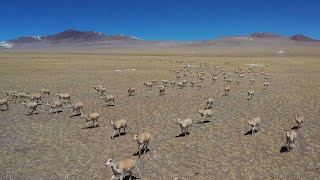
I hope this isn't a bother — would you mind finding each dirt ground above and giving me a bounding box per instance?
[0,52,319,179]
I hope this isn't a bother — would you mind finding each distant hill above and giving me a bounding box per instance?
[1,30,319,55]
[290,34,320,42]
[249,32,284,38]
[7,29,141,44]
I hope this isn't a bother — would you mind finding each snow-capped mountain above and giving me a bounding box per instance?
[1,30,319,51]
[2,29,143,48]
[118,34,142,40]
[0,41,14,48]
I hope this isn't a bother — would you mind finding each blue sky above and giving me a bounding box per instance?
[1,0,319,41]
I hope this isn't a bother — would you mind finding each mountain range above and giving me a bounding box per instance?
[1,30,320,55]
[0,29,143,49]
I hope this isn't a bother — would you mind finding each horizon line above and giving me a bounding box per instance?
[1,29,318,42]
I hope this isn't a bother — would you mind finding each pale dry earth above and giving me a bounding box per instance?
[0,53,319,179]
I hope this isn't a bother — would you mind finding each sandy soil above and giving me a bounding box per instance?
[0,53,319,179]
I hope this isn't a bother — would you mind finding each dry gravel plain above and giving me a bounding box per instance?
[0,52,320,179]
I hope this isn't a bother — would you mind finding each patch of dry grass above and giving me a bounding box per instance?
[0,53,320,179]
